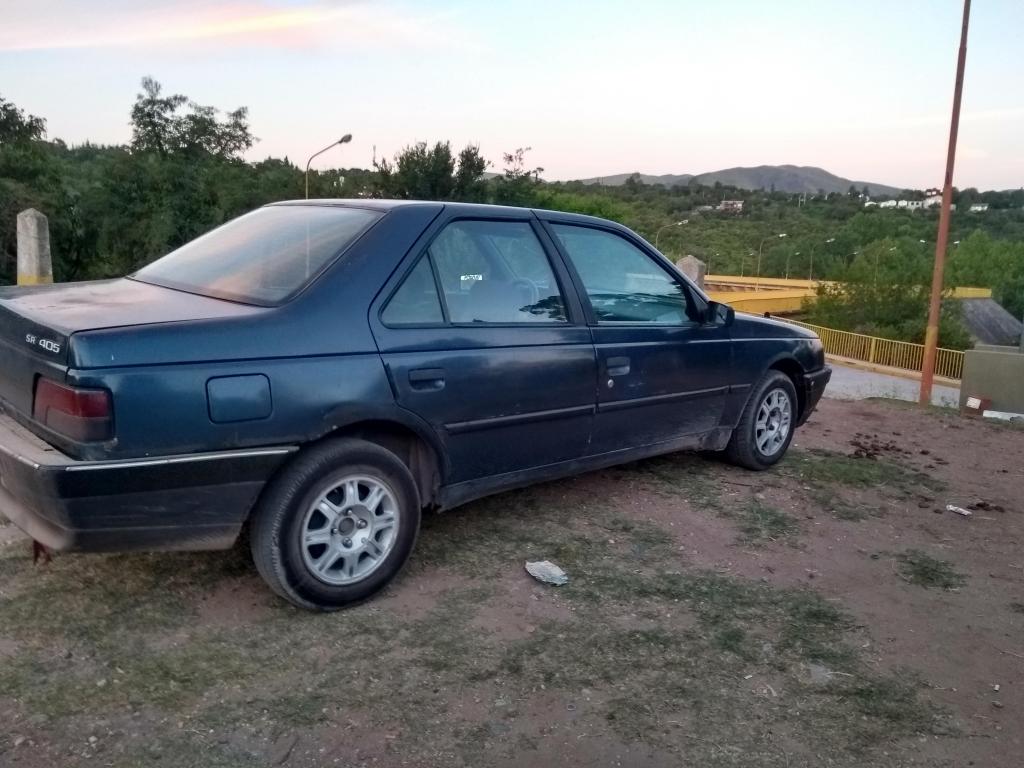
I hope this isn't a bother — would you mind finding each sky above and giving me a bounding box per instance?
[1,0,1022,190]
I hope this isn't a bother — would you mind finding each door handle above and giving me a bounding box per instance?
[408,367,445,390]
[606,356,631,376]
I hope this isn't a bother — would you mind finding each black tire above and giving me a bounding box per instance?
[724,370,799,471]
[250,438,421,610]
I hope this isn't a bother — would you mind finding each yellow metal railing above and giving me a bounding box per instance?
[706,288,810,315]
[780,319,965,380]
[706,275,991,300]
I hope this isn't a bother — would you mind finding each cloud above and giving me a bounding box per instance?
[0,1,464,52]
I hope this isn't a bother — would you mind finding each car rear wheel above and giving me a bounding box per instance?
[724,370,798,471]
[250,438,421,610]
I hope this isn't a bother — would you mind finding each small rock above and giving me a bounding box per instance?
[992,701,1004,709]
[14,736,26,747]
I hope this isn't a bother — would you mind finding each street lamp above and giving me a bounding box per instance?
[741,251,755,277]
[305,134,353,199]
[786,251,800,280]
[809,237,835,281]
[756,233,786,287]
[655,220,688,250]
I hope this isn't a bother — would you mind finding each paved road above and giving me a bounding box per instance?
[824,362,960,407]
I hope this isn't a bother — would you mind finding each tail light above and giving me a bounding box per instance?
[33,378,113,442]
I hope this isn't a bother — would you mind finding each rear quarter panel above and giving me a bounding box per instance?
[63,204,444,459]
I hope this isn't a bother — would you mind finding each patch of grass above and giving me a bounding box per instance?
[623,455,809,546]
[0,633,258,718]
[1010,602,1024,614]
[621,453,724,511]
[896,550,966,590]
[413,488,606,574]
[0,547,253,644]
[823,670,952,746]
[785,448,940,491]
[840,676,929,723]
[711,625,750,657]
[735,500,799,545]
[807,487,873,522]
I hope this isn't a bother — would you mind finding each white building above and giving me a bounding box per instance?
[717,200,744,213]
[878,200,898,208]
[924,194,943,208]
[969,203,989,212]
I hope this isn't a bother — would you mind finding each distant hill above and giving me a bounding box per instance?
[576,165,903,197]
[576,172,694,187]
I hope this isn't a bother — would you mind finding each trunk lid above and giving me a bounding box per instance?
[0,278,263,416]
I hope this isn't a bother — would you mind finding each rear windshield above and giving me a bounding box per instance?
[132,205,381,305]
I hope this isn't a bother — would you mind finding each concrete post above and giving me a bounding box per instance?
[676,255,706,290]
[17,208,53,285]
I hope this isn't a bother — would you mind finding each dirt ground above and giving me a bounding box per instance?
[1,397,1022,767]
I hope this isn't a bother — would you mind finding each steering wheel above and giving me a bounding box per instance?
[510,278,539,307]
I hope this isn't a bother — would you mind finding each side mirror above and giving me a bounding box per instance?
[705,300,735,327]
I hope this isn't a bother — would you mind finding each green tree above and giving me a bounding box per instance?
[491,147,543,207]
[373,141,487,201]
[130,76,253,159]
[0,96,46,145]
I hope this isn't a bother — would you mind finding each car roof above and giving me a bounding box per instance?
[266,199,625,228]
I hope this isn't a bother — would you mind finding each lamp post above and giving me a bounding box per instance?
[809,237,835,281]
[655,220,688,251]
[305,134,352,199]
[876,246,898,282]
[755,233,786,287]
[786,251,800,280]
[741,251,754,277]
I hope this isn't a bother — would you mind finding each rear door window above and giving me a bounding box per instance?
[428,220,568,324]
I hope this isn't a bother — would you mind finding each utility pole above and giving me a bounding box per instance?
[920,0,970,405]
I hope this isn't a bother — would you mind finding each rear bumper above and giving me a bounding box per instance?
[0,411,295,552]
[798,366,832,425]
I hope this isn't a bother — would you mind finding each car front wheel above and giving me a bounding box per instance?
[725,370,798,470]
[250,438,421,610]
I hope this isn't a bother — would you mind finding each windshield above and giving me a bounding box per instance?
[132,205,381,305]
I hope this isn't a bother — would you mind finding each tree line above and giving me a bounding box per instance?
[2,79,1022,350]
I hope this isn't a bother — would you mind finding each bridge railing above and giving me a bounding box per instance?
[779,318,965,380]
